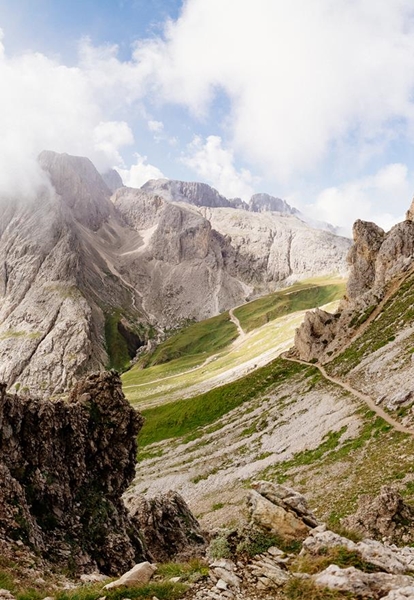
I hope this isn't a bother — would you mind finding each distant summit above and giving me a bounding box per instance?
[141,179,232,208]
[249,192,298,215]
[102,168,124,193]
[141,178,338,234]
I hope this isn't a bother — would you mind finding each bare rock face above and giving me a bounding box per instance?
[405,198,414,221]
[247,481,317,540]
[294,211,414,362]
[342,486,414,545]
[102,169,124,193]
[127,490,206,562]
[141,179,233,208]
[294,308,340,362]
[0,371,146,575]
[38,150,111,231]
[249,193,297,215]
[347,219,386,300]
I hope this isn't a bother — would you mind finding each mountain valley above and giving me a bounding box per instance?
[2,152,414,600]
[0,151,349,397]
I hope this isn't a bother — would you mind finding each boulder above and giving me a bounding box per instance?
[127,490,206,562]
[247,490,310,540]
[103,561,157,589]
[313,565,414,598]
[342,486,414,545]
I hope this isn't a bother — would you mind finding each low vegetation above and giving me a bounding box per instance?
[329,271,414,376]
[138,358,306,446]
[234,282,345,333]
[137,312,238,368]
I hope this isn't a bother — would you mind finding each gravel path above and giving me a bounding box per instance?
[283,355,414,435]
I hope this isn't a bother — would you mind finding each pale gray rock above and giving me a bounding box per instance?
[251,481,319,527]
[103,562,157,589]
[249,193,297,215]
[247,490,310,540]
[102,169,124,193]
[302,527,414,574]
[141,179,232,208]
[383,587,414,599]
[313,565,414,598]
[342,486,414,545]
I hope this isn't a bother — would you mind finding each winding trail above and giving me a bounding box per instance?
[282,355,414,435]
[229,307,245,337]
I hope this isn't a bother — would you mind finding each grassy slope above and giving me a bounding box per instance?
[234,282,345,333]
[122,279,345,400]
[104,310,131,371]
[141,312,238,367]
[138,358,306,446]
[328,270,414,376]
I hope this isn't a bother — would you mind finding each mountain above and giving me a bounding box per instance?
[142,178,339,233]
[294,208,414,426]
[249,192,298,214]
[141,178,233,208]
[102,168,124,193]
[0,151,350,396]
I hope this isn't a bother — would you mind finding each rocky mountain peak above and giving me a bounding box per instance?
[249,193,297,215]
[141,178,232,208]
[406,197,414,220]
[102,168,124,193]
[38,150,111,230]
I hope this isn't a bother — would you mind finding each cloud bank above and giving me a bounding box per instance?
[3,1,414,229]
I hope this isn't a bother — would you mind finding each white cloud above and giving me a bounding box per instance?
[116,153,165,188]
[93,121,134,164]
[182,135,258,200]
[148,120,164,134]
[130,0,414,182]
[310,163,410,234]
[0,31,135,199]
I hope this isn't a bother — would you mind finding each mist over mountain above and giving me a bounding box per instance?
[0,151,350,396]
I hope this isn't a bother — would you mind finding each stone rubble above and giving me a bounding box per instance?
[192,550,290,600]
[313,565,414,598]
[302,524,414,575]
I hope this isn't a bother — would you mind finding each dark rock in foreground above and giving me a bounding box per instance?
[127,490,207,562]
[0,371,146,575]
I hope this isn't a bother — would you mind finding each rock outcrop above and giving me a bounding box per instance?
[342,486,414,545]
[0,371,146,575]
[127,490,207,562]
[247,481,318,541]
[141,179,233,208]
[294,211,414,363]
[249,193,297,215]
[0,151,350,395]
[102,168,124,193]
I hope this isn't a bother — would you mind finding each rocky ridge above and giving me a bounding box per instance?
[0,150,350,396]
[294,210,414,368]
[0,371,145,575]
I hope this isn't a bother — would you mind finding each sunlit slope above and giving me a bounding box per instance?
[122,278,345,407]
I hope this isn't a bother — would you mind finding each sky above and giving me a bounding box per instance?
[2,1,414,234]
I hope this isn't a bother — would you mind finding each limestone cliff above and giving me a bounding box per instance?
[0,371,145,575]
[0,151,350,395]
[294,207,414,408]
